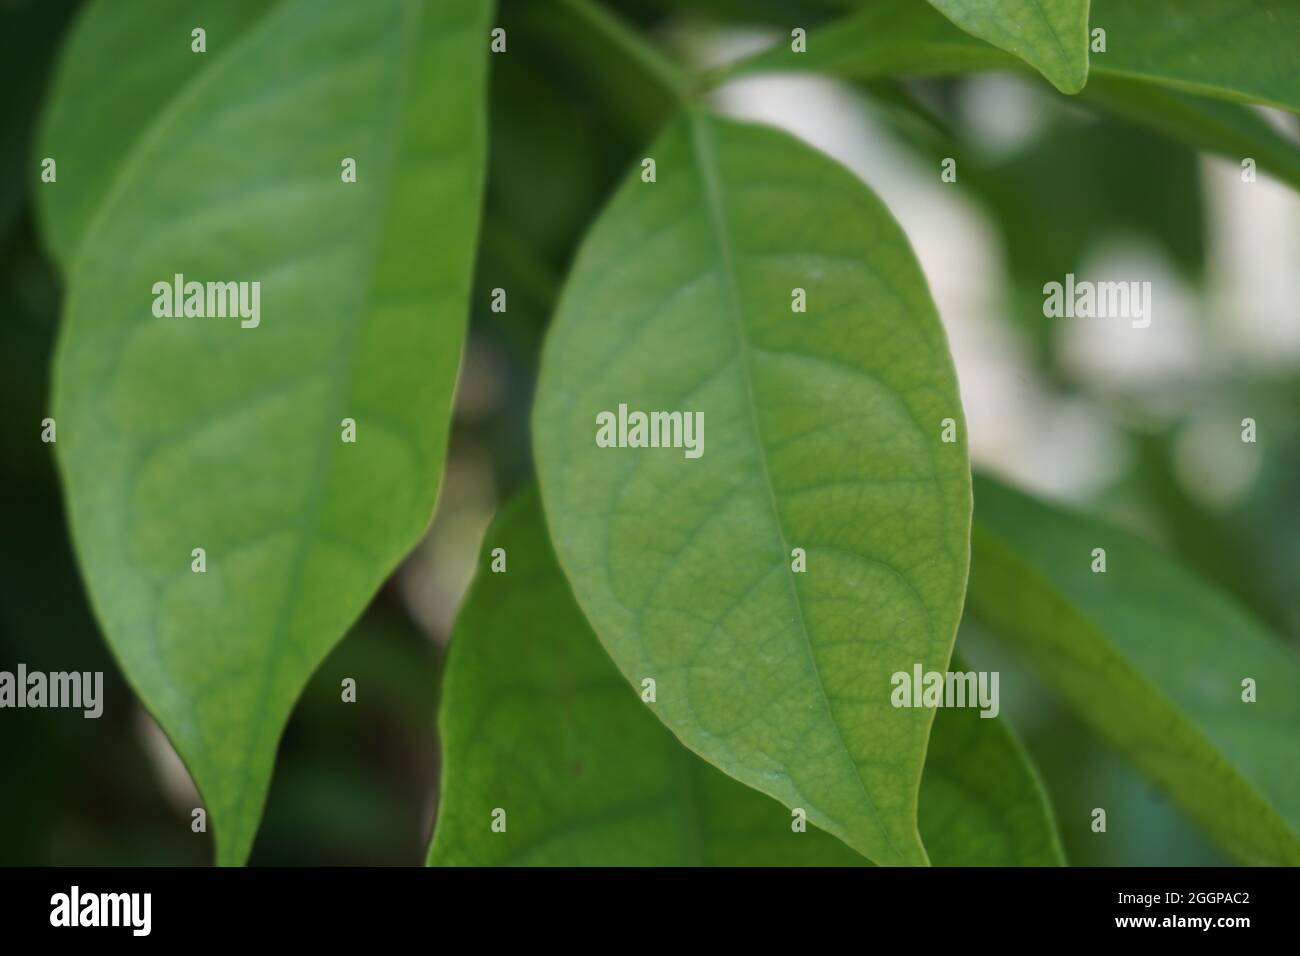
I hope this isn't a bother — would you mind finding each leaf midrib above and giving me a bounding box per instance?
[684,109,912,864]
[221,0,427,861]
[1024,0,1078,80]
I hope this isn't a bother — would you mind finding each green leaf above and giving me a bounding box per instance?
[956,618,1231,866]
[1077,77,1300,194]
[730,0,1018,81]
[969,475,1300,865]
[49,0,492,865]
[1128,428,1291,633]
[429,490,1062,866]
[36,0,270,268]
[532,109,971,866]
[729,0,1300,190]
[920,656,1067,866]
[1089,0,1300,113]
[924,0,1090,94]
[736,0,1300,114]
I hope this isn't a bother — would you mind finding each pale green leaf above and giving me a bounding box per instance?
[429,490,1062,866]
[925,0,1090,93]
[50,0,492,865]
[969,475,1300,865]
[532,110,971,866]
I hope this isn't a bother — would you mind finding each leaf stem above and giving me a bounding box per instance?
[556,0,694,104]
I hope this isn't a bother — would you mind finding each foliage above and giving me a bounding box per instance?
[2,0,1296,866]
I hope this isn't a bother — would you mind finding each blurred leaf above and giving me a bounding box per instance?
[738,0,1300,112]
[1233,384,1300,634]
[491,3,656,258]
[957,618,1230,866]
[472,0,695,366]
[921,654,1065,865]
[969,474,1300,864]
[925,0,1090,94]
[1089,0,1300,113]
[429,490,1062,865]
[472,9,626,360]
[49,0,492,865]
[856,79,960,149]
[1077,77,1300,193]
[548,0,686,137]
[732,0,1300,191]
[533,110,971,866]
[731,0,1016,80]
[1128,429,1290,633]
[36,0,270,268]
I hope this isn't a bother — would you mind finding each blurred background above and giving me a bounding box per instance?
[2,0,1296,865]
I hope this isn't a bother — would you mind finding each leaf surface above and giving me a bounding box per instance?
[924,0,1090,93]
[969,475,1300,865]
[37,0,270,268]
[429,490,1062,866]
[741,0,1300,113]
[50,0,492,864]
[1088,0,1300,113]
[533,110,971,866]
[1077,77,1300,193]
[731,0,1300,189]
